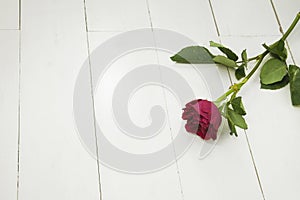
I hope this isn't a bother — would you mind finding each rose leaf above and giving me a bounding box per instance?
[227,109,248,129]
[289,65,300,106]
[263,40,288,61]
[213,55,239,69]
[241,49,248,67]
[228,119,238,137]
[210,41,238,61]
[260,58,288,85]
[170,46,214,64]
[231,96,246,115]
[260,74,289,90]
[235,64,246,80]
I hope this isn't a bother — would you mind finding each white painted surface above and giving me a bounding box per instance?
[148,0,218,43]
[0,0,19,29]
[148,0,263,198]
[219,2,300,200]
[0,30,19,200]
[272,0,300,64]
[0,0,299,199]
[86,0,150,31]
[88,31,183,200]
[18,0,100,200]
[210,0,279,36]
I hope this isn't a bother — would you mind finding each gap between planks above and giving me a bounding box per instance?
[83,0,103,199]
[207,1,266,199]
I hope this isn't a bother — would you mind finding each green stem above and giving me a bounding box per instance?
[215,88,235,103]
[215,12,300,105]
[281,12,300,41]
[236,55,259,64]
[240,51,268,85]
[215,52,267,105]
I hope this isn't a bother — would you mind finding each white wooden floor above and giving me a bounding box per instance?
[0,0,299,199]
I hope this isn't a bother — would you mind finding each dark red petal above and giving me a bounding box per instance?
[196,129,206,140]
[183,99,221,141]
[185,99,199,108]
[206,125,218,140]
[191,102,201,115]
[185,123,198,134]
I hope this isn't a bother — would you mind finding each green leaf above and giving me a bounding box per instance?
[210,41,238,61]
[170,46,214,64]
[242,49,248,67]
[235,65,246,80]
[227,109,248,129]
[289,65,300,105]
[227,119,238,137]
[213,55,239,68]
[263,40,288,61]
[231,96,246,115]
[209,41,224,48]
[218,103,225,112]
[261,74,289,90]
[260,58,288,85]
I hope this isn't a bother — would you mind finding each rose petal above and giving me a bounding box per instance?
[183,99,222,140]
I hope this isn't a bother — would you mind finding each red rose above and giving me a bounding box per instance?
[182,99,222,140]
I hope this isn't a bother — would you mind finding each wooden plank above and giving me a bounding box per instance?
[220,1,300,199]
[85,0,150,31]
[87,31,183,200]
[148,0,264,199]
[210,0,279,36]
[18,0,100,199]
[0,30,19,200]
[0,0,19,29]
[148,0,218,43]
[271,0,300,64]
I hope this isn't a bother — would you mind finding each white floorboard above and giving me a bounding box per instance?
[210,0,279,36]
[272,0,300,64]
[0,0,299,199]
[0,30,19,200]
[18,0,100,199]
[0,0,19,29]
[220,2,300,200]
[87,31,183,200]
[148,0,264,199]
[147,0,218,43]
[86,0,150,31]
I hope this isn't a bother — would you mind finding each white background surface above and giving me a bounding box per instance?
[0,0,299,199]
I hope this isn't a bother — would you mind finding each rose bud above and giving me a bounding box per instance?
[182,99,222,140]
